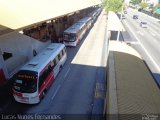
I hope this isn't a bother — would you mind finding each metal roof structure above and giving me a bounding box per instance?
[0,0,101,30]
[107,11,125,31]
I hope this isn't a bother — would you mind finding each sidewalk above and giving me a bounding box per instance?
[107,41,160,120]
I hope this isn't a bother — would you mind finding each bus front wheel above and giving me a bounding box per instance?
[42,89,47,99]
[59,65,62,72]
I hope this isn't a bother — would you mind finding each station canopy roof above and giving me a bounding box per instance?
[0,0,101,30]
[107,11,125,31]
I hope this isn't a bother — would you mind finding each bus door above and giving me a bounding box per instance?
[53,56,60,78]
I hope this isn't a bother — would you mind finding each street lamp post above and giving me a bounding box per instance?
[117,1,124,41]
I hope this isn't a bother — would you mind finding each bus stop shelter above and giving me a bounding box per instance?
[107,11,125,41]
[0,0,101,30]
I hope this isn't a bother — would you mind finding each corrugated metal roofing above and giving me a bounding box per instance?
[108,41,160,120]
[0,0,101,30]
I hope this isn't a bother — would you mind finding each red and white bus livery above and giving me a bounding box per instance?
[77,17,92,31]
[63,22,86,46]
[12,43,67,104]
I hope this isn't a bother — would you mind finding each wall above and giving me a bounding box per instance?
[0,31,50,60]
[0,31,50,80]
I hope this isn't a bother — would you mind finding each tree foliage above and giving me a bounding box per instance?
[153,3,160,14]
[139,2,148,9]
[104,0,123,12]
[130,0,142,5]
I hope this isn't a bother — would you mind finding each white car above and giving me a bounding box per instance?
[140,22,147,28]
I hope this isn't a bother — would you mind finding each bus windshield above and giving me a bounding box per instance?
[64,33,76,42]
[13,70,38,93]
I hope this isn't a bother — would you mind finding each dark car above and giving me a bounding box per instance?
[140,21,147,28]
[124,10,127,14]
[138,8,142,12]
[133,15,138,19]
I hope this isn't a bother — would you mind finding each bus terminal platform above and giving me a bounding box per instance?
[106,41,160,120]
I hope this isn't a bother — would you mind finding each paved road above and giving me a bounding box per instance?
[1,10,108,118]
[121,8,160,87]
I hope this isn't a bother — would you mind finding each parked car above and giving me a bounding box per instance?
[140,21,147,28]
[124,10,127,14]
[133,15,138,19]
[138,8,142,12]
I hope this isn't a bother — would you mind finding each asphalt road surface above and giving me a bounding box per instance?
[122,8,160,87]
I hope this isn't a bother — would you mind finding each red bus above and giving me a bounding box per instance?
[12,43,67,104]
[63,22,86,46]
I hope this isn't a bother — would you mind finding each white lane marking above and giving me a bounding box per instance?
[137,19,141,22]
[64,67,70,78]
[136,30,144,36]
[136,30,140,33]
[139,32,144,36]
[151,33,156,37]
[51,67,71,100]
[124,20,160,72]
[51,85,61,100]
[149,27,158,35]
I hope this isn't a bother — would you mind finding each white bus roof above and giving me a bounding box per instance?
[77,17,92,23]
[20,43,65,73]
[64,22,86,34]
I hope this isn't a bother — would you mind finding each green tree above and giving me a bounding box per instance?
[153,3,160,14]
[130,0,142,5]
[104,0,123,12]
[139,2,148,9]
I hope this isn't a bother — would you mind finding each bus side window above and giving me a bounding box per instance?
[61,50,64,56]
[56,56,59,63]
[63,47,66,53]
[39,66,52,88]
[51,61,54,68]
[39,70,47,88]
[53,59,56,68]
[48,65,53,72]
[58,54,61,60]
